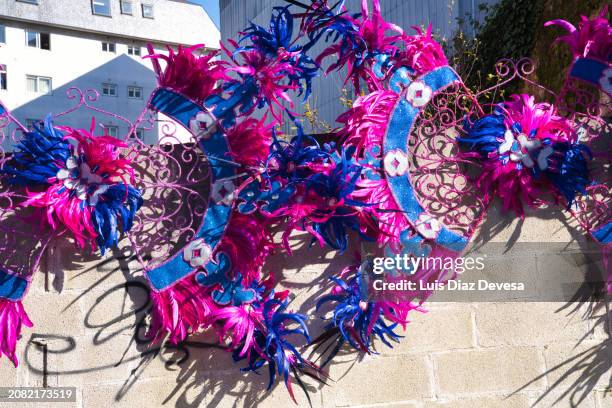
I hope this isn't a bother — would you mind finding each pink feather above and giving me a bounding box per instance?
[215,213,275,285]
[0,299,32,367]
[145,44,228,102]
[209,304,263,357]
[545,6,611,61]
[24,122,137,250]
[400,25,449,75]
[226,116,273,168]
[467,94,575,217]
[148,275,216,344]
[337,90,398,155]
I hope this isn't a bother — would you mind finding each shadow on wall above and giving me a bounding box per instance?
[20,219,611,407]
[21,231,345,407]
[6,54,158,147]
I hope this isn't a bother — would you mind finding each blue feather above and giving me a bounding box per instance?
[306,149,370,251]
[233,298,311,390]
[458,110,506,158]
[91,184,143,255]
[238,6,319,101]
[2,114,71,186]
[545,142,592,208]
[317,272,402,360]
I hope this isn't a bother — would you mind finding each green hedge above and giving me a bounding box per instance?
[451,0,608,98]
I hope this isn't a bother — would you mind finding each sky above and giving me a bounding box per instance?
[190,0,220,29]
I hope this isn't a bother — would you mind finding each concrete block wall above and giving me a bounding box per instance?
[0,205,610,408]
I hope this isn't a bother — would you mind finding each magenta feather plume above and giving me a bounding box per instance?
[145,44,228,102]
[223,40,301,123]
[316,0,404,91]
[148,275,216,344]
[24,184,98,248]
[24,120,137,250]
[545,6,611,61]
[337,90,397,155]
[210,304,263,357]
[501,94,575,144]
[351,178,410,252]
[399,25,449,76]
[226,116,273,168]
[0,300,32,367]
[216,213,275,285]
[461,94,577,217]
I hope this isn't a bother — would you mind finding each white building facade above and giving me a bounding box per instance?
[0,0,219,146]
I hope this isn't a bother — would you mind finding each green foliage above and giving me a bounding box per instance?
[447,0,608,98]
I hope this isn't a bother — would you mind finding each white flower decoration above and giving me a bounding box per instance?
[598,67,612,95]
[415,213,442,240]
[56,157,104,202]
[498,130,515,154]
[405,81,433,107]
[503,133,543,169]
[212,179,236,206]
[189,111,215,139]
[183,238,212,268]
[383,149,408,177]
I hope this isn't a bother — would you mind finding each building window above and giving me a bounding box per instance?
[141,4,154,19]
[120,0,133,15]
[26,31,51,50]
[26,75,52,94]
[0,25,5,44]
[102,42,116,52]
[105,125,118,137]
[0,65,7,90]
[92,0,111,16]
[127,86,142,99]
[127,45,140,56]
[102,83,117,97]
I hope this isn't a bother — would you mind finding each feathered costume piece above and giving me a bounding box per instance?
[217,6,319,124]
[546,6,611,61]
[2,115,143,253]
[458,94,592,216]
[300,0,447,92]
[145,44,229,103]
[0,296,32,367]
[256,131,368,252]
[1,0,610,399]
[314,260,421,366]
[546,7,612,95]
